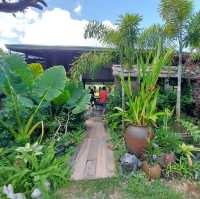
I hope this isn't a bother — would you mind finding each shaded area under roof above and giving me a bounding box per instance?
[6,44,114,82]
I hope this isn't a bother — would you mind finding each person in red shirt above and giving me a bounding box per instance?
[99,86,108,113]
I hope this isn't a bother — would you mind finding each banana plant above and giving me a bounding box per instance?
[0,55,66,144]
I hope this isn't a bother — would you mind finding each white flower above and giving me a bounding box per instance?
[3,184,26,199]
[31,188,42,199]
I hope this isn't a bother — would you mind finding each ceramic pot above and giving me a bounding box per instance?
[142,161,161,180]
[124,126,148,156]
[160,153,176,168]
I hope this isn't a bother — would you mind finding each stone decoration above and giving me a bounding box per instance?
[120,153,142,174]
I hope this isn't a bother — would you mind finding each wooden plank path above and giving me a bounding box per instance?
[71,117,116,180]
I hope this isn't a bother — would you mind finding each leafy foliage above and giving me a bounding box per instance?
[180,120,200,143]
[71,51,113,79]
[158,84,195,116]
[33,66,66,101]
[0,142,70,198]
[114,49,173,126]
[54,80,90,115]
[159,0,193,120]
[138,24,172,52]
[28,63,44,78]
[155,128,181,153]
[187,11,200,49]
[84,13,142,68]
[0,55,67,144]
[160,0,193,38]
[0,54,89,145]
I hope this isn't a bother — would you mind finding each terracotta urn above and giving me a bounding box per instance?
[124,126,148,157]
[160,153,176,168]
[142,161,161,180]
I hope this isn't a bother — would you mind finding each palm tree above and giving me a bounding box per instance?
[187,11,200,50]
[84,13,142,68]
[138,24,174,52]
[159,0,193,121]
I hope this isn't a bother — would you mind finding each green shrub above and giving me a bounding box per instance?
[180,119,200,144]
[0,142,71,198]
[158,84,195,116]
[155,128,181,153]
[165,156,200,180]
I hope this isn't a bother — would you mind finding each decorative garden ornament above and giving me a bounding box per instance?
[120,153,142,174]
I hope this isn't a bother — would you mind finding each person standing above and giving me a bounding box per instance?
[99,86,108,113]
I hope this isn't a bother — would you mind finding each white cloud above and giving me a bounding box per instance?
[74,4,82,15]
[0,8,114,50]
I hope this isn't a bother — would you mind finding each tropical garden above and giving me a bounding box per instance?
[0,0,200,199]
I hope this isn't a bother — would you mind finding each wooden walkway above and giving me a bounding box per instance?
[71,117,116,180]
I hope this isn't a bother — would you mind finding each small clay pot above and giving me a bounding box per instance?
[142,161,161,180]
[162,153,176,167]
[124,126,148,157]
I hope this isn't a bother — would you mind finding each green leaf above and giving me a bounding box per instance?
[3,54,34,87]
[18,96,34,108]
[53,84,71,105]
[33,66,66,102]
[72,92,90,114]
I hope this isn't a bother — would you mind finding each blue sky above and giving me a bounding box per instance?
[46,0,200,27]
[1,0,200,49]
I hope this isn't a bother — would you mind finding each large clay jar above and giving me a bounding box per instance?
[142,161,161,180]
[124,126,148,157]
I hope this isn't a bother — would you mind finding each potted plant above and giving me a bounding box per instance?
[114,49,173,156]
[142,140,161,180]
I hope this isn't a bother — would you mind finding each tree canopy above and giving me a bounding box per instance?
[187,11,200,49]
[0,0,47,13]
[84,13,142,68]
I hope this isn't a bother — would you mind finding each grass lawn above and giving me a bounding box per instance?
[53,173,199,199]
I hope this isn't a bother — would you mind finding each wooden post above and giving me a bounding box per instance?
[121,66,125,131]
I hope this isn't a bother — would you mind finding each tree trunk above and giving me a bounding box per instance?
[176,38,183,121]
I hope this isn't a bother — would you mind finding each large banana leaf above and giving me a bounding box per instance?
[33,66,66,102]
